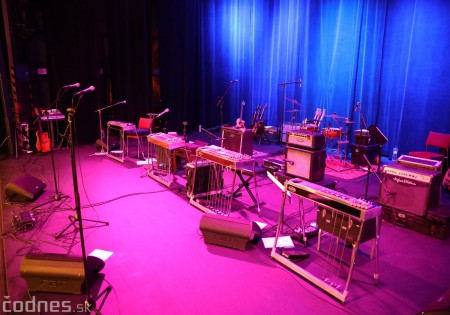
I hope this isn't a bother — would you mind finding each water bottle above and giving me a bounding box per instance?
[392,146,398,161]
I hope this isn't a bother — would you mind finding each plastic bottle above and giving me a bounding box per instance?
[392,146,398,161]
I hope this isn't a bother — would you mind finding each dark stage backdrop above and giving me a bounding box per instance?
[158,0,450,156]
[1,0,450,154]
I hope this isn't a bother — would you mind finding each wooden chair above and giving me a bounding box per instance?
[126,117,152,158]
[409,131,450,172]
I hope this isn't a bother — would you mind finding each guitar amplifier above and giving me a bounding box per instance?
[186,161,222,198]
[378,163,442,216]
[285,146,326,181]
[286,131,325,150]
[221,127,253,156]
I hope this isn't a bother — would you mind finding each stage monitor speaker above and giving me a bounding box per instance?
[378,164,442,216]
[199,213,261,251]
[368,125,388,145]
[221,127,254,156]
[5,173,46,202]
[20,254,85,294]
[285,146,326,181]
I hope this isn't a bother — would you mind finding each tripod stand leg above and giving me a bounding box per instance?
[85,285,112,314]
[54,215,77,239]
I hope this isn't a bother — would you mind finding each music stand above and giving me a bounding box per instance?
[94,100,127,155]
[278,80,302,152]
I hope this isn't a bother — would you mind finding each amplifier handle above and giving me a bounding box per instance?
[284,159,295,165]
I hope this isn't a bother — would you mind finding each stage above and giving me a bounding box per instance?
[1,133,450,314]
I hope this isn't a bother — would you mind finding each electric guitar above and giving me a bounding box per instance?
[252,103,268,134]
[316,108,325,127]
[250,105,262,128]
[34,107,51,153]
[235,101,246,128]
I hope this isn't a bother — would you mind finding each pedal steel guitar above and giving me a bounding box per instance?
[271,178,381,303]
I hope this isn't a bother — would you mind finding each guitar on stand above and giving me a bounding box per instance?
[252,103,268,134]
[250,105,262,130]
[33,107,51,153]
[235,101,246,128]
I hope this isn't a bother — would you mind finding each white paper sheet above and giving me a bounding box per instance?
[261,236,294,249]
[89,249,114,261]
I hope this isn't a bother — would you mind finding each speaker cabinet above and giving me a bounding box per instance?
[199,213,261,251]
[285,146,326,181]
[221,127,254,156]
[5,174,46,202]
[443,167,450,192]
[378,164,442,216]
[20,254,85,294]
[186,161,222,198]
[351,144,381,167]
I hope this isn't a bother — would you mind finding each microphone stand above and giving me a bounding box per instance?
[182,121,188,143]
[94,101,127,155]
[67,96,92,310]
[147,109,169,133]
[361,152,386,201]
[215,81,238,130]
[40,86,71,201]
[200,127,223,145]
[65,95,108,313]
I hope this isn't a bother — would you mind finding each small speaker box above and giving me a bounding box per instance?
[20,254,85,294]
[199,213,261,251]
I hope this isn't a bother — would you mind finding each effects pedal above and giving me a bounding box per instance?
[13,211,36,231]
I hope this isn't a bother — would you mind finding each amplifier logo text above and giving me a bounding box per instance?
[393,176,416,186]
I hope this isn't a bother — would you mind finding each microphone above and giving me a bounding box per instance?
[230,80,238,83]
[63,83,80,89]
[354,102,360,112]
[74,85,95,96]
[114,100,127,105]
[299,79,302,87]
[154,108,169,119]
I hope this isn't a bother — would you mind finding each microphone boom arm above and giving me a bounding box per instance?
[94,100,126,113]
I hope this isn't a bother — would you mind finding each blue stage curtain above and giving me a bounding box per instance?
[159,0,450,155]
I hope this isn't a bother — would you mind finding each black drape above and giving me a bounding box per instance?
[2,0,450,154]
